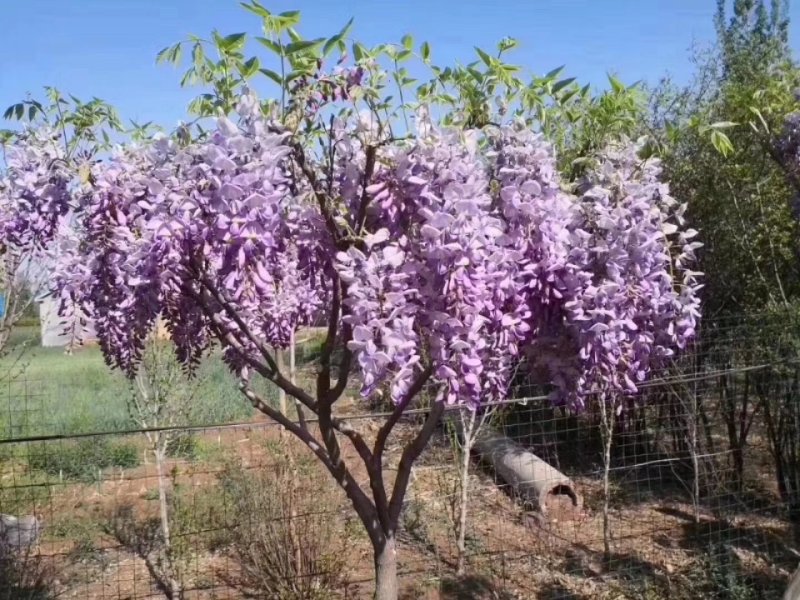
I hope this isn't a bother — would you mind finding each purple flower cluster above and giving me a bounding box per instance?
[556,142,702,408]
[0,128,71,252]
[55,95,324,374]
[4,91,701,410]
[329,117,701,408]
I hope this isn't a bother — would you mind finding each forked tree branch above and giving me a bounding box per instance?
[388,399,445,526]
[317,275,341,399]
[355,144,377,232]
[239,384,381,540]
[194,274,317,406]
[195,275,376,464]
[373,366,434,461]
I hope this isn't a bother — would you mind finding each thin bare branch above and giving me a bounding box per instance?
[355,144,377,233]
[194,274,317,408]
[317,275,340,400]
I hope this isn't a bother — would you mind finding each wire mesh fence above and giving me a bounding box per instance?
[0,313,799,598]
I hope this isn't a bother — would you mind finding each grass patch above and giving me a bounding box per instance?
[0,472,52,515]
[0,335,263,438]
[28,438,140,482]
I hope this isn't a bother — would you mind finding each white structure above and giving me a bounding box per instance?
[38,297,96,348]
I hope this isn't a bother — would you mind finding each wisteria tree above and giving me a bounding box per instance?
[1,9,701,599]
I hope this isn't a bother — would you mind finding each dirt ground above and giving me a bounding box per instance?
[0,406,794,600]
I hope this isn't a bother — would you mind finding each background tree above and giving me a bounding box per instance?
[117,332,201,599]
[645,0,800,505]
[653,0,799,317]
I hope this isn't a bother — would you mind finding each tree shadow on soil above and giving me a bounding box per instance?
[399,574,517,600]
[656,505,797,564]
[535,582,582,600]
[437,574,516,600]
[652,506,793,597]
[561,543,660,579]
[0,554,56,600]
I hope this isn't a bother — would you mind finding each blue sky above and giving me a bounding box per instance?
[2,0,799,128]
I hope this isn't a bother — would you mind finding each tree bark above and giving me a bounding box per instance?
[154,444,182,600]
[783,562,800,600]
[155,446,171,551]
[598,397,615,564]
[373,535,398,600]
[456,409,476,575]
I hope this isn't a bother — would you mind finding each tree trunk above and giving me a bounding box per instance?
[783,562,800,600]
[155,446,171,550]
[456,409,476,575]
[598,397,615,564]
[373,535,398,600]
[721,371,748,491]
[154,444,182,600]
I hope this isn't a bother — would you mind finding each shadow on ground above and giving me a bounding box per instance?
[400,573,517,600]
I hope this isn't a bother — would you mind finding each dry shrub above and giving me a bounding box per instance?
[219,447,353,599]
[105,504,184,600]
[0,549,57,600]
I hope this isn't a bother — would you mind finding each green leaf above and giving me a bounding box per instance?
[241,56,260,78]
[608,73,624,93]
[552,77,576,94]
[749,106,770,134]
[467,67,483,83]
[0,129,16,144]
[156,43,182,65]
[285,71,305,84]
[421,41,431,62]
[285,38,324,55]
[180,66,197,87]
[544,65,565,80]
[259,68,283,85]
[323,35,341,56]
[709,121,737,130]
[240,1,270,18]
[353,42,368,62]
[192,43,204,67]
[156,45,170,64]
[559,88,579,104]
[323,17,353,57]
[278,10,301,26]
[475,47,493,68]
[498,37,518,53]
[220,32,247,53]
[282,28,299,43]
[255,36,281,54]
[710,129,734,157]
[401,34,413,51]
[339,17,355,39]
[3,103,20,120]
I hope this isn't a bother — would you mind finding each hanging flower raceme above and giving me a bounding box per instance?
[54,95,326,375]
[551,141,703,408]
[0,128,72,252]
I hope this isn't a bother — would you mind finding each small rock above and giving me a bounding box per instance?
[0,514,42,555]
